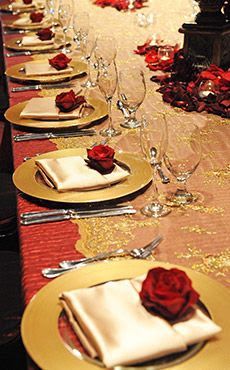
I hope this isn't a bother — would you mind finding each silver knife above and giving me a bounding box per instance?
[21,208,137,225]
[6,50,58,57]
[11,83,78,92]
[14,129,96,142]
[21,205,134,220]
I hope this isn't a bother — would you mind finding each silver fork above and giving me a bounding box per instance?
[41,236,163,278]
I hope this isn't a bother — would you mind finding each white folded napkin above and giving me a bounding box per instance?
[60,276,221,367]
[11,1,35,9]
[13,15,47,27]
[35,156,130,191]
[21,35,54,46]
[24,61,73,76]
[20,97,91,120]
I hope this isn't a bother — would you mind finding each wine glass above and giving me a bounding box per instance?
[80,29,96,89]
[98,62,121,137]
[94,35,117,69]
[58,0,73,54]
[45,0,57,30]
[73,12,89,50]
[164,118,201,206]
[140,113,171,218]
[118,66,146,129]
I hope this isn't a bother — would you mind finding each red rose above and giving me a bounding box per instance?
[30,12,44,23]
[55,90,86,112]
[23,0,33,4]
[36,28,54,41]
[86,144,115,174]
[140,267,199,321]
[49,53,72,70]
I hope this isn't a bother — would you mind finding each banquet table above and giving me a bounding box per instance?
[0,0,229,368]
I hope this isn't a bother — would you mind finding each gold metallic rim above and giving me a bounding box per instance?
[5,60,87,84]
[13,149,152,203]
[5,35,71,52]
[3,19,51,30]
[21,260,229,370]
[5,96,107,129]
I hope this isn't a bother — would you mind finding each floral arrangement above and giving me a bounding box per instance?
[86,144,115,174]
[30,12,44,23]
[135,40,230,118]
[36,27,54,41]
[55,90,86,112]
[94,0,146,11]
[140,267,199,320]
[49,53,71,70]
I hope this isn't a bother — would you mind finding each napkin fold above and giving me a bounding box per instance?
[11,1,35,9]
[24,61,73,76]
[21,35,54,46]
[35,156,129,191]
[60,277,221,367]
[20,97,89,120]
[13,15,47,27]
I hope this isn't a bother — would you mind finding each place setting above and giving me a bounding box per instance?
[0,0,45,13]
[20,258,229,370]
[12,144,153,205]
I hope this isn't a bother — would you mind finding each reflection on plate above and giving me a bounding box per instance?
[13,149,152,203]
[5,96,107,129]
[21,260,229,370]
[5,60,87,84]
[5,35,71,52]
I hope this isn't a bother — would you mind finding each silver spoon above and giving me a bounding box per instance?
[150,147,170,184]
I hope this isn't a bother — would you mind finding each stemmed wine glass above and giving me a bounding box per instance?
[80,28,96,89]
[94,35,117,70]
[58,0,73,54]
[98,62,121,137]
[140,113,171,217]
[45,0,57,30]
[73,12,89,50]
[164,118,202,205]
[118,66,146,128]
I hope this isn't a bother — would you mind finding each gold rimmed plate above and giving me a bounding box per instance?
[13,148,152,203]
[21,260,229,370]
[5,60,87,84]
[4,35,71,52]
[3,18,51,30]
[0,3,36,13]
[5,96,107,129]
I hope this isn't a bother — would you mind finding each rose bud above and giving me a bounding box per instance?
[140,267,199,321]
[55,90,86,113]
[86,144,115,174]
[49,53,72,70]
[30,12,44,23]
[36,28,54,41]
[23,0,33,4]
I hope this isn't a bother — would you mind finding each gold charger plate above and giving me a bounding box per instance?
[5,35,71,52]
[0,4,36,12]
[3,18,51,30]
[13,148,152,203]
[5,60,87,84]
[5,96,107,129]
[21,260,229,370]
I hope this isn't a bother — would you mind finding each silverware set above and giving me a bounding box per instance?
[20,205,136,225]
[14,129,96,142]
[41,235,163,278]
[11,82,77,92]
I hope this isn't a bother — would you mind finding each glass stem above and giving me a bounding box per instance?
[128,108,136,122]
[87,57,92,83]
[63,28,67,52]
[107,97,113,131]
[176,180,188,194]
[151,166,160,203]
